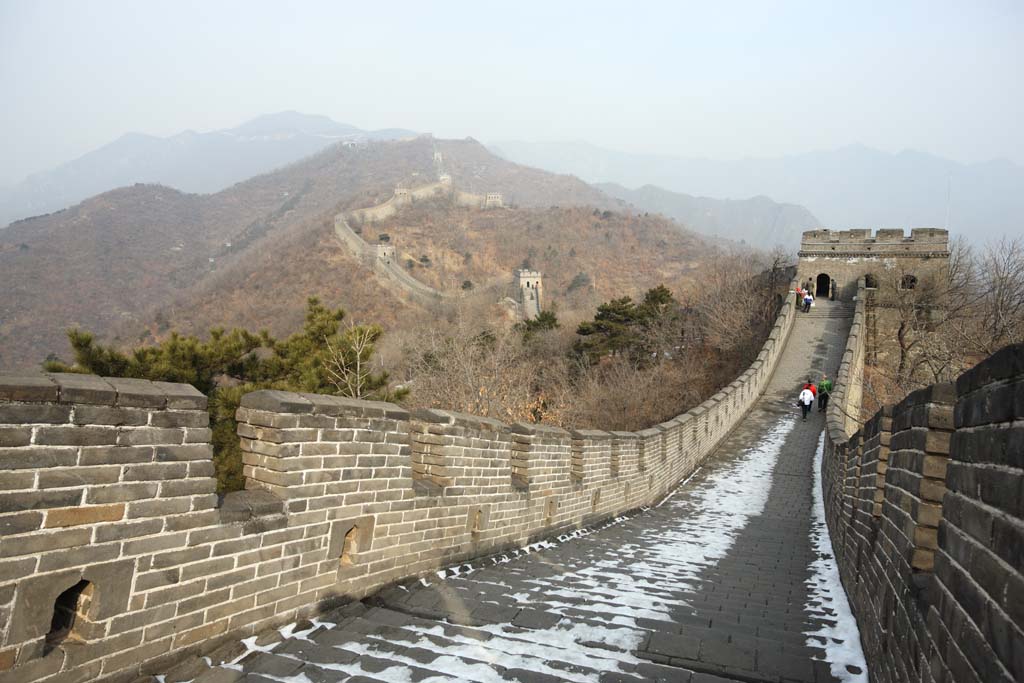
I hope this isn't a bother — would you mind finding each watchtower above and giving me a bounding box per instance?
[376,243,397,264]
[797,228,949,301]
[484,192,504,209]
[515,269,543,319]
[393,186,412,205]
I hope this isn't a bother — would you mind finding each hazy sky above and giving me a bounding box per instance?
[1,0,1021,185]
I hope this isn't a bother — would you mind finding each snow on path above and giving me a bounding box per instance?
[216,417,800,683]
[805,432,870,682]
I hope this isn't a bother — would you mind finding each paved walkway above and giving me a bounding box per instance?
[193,301,857,683]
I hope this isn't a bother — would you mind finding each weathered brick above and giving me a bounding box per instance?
[184,427,213,443]
[118,427,185,446]
[0,446,77,470]
[151,545,211,570]
[0,488,82,512]
[0,375,58,402]
[37,542,119,571]
[95,517,163,542]
[0,472,34,491]
[34,425,117,446]
[154,444,212,461]
[86,482,159,504]
[128,497,191,519]
[49,372,116,404]
[0,511,43,535]
[160,478,217,497]
[123,531,187,556]
[123,462,189,481]
[38,465,120,488]
[0,428,31,447]
[173,618,228,648]
[0,526,91,558]
[72,405,150,426]
[0,557,35,582]
[0,404,70,424]
[45,503,125,528]
[150,381,207,410]
[79,445,153,465]
[150,410,209,428]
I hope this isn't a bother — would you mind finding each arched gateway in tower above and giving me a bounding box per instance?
[797,228,950,301]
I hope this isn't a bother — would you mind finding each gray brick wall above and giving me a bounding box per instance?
[0,283,800,682]
[823,343,1024,683]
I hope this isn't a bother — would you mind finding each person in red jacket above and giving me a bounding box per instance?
[802,378,817,398]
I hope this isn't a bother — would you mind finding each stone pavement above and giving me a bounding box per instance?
[189,301,857,683]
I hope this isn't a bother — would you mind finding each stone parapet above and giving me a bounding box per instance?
[822,344,1024,683]
[0,282,801,682]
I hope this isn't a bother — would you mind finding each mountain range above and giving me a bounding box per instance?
[0,111,415,227]
[491,141,1024,243]
[0,135,712,371]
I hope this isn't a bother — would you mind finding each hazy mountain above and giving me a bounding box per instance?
[0,112,416,227]
[597,182,819,249]
[0,136,674,370]
[491,141,1024,242]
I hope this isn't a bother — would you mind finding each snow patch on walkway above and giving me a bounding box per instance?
[805,432,870,682]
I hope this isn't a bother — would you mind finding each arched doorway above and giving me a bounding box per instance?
[816,273,831,298]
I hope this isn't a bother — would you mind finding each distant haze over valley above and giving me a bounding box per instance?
[492,141,1024,244]
[0,112,415,227]
[596,183,820,250]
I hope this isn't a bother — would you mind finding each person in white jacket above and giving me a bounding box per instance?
[798,387,815,421]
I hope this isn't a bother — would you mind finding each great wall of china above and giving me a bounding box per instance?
[331,155,527,312]
[0,228,1020,682]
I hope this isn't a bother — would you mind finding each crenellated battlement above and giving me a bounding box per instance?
[800,227,949,253]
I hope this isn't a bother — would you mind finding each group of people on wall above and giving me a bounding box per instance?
[797,375,832,421]
[795,276,836,312]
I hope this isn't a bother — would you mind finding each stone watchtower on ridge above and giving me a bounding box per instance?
[515,269,543,319]
[797,228,950,301]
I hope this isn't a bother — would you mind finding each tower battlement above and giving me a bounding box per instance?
[800,228,949,255]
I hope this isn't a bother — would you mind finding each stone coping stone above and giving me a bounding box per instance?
[570,428,611,440]
[413,408,509,433]
[240,390,406,420]
[635,427,663,439]
[0,375,58,402]
[956,342,1024,395]
[509,422,571,437]
[0,373,206,409]
[608,430,639,440]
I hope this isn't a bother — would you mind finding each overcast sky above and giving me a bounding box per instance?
[1,0,1021,186]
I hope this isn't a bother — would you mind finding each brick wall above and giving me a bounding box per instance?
[0,284,798,682]
[823,343,1024,683]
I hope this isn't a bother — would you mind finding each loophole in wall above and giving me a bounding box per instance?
[340,526,360,567]
[45,580,93,654]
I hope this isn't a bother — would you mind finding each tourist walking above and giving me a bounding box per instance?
[817,374,833,412]
[798,386,815,421]
[802,291,814,312]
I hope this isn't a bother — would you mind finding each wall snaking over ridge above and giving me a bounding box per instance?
[0,294,799,682]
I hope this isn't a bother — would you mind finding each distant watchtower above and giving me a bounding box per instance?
[797,228,949,301]
[376,244,397,264]
[484,192,504,209]
[393,186,412,205]
[515,269,543,319]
